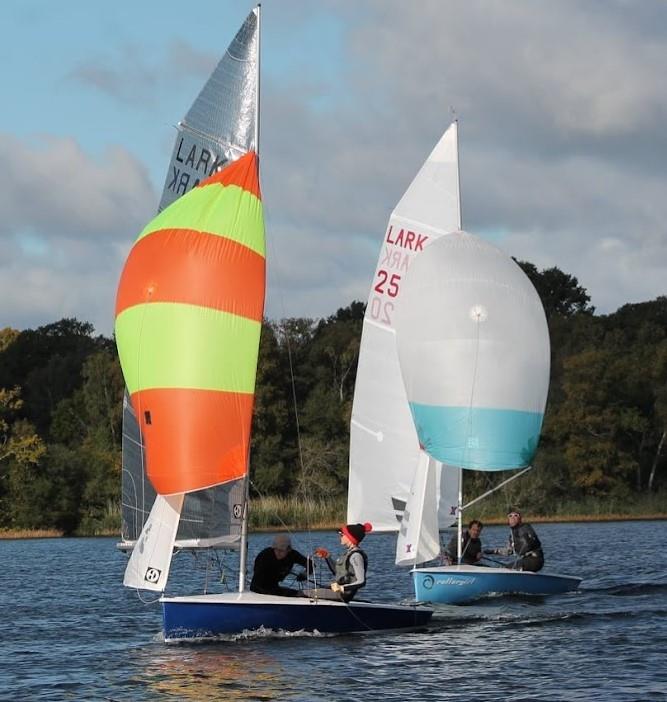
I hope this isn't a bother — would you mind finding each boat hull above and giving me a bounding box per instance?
[412,565,581,604]
[161,591,433,641]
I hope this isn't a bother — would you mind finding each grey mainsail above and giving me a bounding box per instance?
[119,9,259,551]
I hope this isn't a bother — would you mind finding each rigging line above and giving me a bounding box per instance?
[261,200,315,555]
[248,477,298,538]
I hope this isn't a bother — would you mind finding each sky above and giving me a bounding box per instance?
[1,0,666,336]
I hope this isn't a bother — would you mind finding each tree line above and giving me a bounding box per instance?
[0,263,665,534]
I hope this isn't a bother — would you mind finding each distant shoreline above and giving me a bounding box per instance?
[1,512,666,539]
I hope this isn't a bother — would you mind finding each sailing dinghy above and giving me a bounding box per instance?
[115,6,432,641]
[349,122,581,605]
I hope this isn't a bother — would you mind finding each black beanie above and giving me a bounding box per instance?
[340,522,373,545]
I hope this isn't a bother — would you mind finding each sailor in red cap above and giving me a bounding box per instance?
[313,522,372,601]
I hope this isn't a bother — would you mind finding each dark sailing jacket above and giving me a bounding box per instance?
[509,523,543,558]
[250,547,311,595]
[445,530,482,565]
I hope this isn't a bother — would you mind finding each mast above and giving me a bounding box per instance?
[255,4,261,153]
[452,118,464,565]
[238,3,261,594]
[456,468,463,564]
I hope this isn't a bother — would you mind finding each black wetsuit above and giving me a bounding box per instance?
[445,530,483,565]
[509,523,544,572]
[249,547,312,596]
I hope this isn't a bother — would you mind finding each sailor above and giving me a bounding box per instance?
[250,533,313,596]
[312,522,373,602]
[487,508,544,572]
[443,519,484,565]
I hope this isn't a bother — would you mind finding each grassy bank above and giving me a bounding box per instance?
[1,492,665,538]
[249,495,347,531]
[249,493,667,529]
[466,492,667,526]
[0,529,63,539]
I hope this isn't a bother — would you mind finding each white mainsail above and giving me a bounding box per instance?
[120,8,259,557]
[348,122,461,533]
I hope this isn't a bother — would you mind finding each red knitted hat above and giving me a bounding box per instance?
[340,522,373,546]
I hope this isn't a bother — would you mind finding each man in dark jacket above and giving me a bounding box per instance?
[443,519,484,565]
[250,534,313,596]
[488,508,544,572]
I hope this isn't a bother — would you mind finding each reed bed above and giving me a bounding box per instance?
[463,491,667,525]
[249,495,346,531]
[0,529,63,539]
[2,492,664,538]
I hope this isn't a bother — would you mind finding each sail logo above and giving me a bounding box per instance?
[437,576,476,586]
[233,504,243,520]
[165,135,230,200]
[385,226,428,251]
[367,226,430,327]
[144,567,162,584]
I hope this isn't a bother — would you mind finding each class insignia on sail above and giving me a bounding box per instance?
[115,152,266,495]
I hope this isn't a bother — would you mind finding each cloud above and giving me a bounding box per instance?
[4,1,666,338]
[0,134,155,334]
[260,0,667,315]
[67,40,218,109]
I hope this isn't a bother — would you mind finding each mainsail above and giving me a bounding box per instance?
[116,152,266,590]
[119,8,259,550]
[348,123,461,533]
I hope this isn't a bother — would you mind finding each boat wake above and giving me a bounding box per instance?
[159,625,334,645]
[427,603,667,631]
[582,582,667,596]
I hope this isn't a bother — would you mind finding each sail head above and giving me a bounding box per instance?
[159,8,259,212]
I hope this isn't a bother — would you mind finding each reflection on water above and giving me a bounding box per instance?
[137,646,289,701]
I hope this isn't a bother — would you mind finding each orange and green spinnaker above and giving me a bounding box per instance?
[114,151,265,495]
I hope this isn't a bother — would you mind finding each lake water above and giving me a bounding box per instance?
[2,520,666,701]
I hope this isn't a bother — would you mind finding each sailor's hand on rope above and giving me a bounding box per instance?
[331,582,343,593]
[314,547,329,559]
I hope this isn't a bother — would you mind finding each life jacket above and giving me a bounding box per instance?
[334,546,368,592]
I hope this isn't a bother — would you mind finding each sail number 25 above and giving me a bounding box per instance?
[369,269,401,325]
[374,270,401,298]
